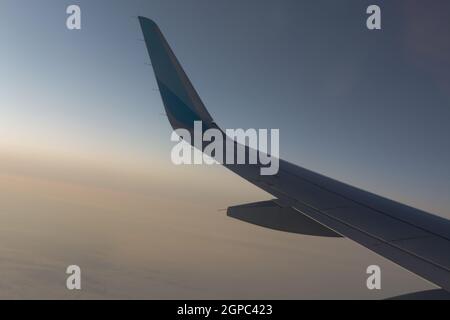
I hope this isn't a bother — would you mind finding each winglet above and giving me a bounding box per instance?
[138,17,215,131]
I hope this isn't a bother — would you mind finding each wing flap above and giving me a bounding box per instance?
[227,200,341,237]
[323,206,429,242]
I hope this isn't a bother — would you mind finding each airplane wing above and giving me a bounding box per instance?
[138,17,450,293]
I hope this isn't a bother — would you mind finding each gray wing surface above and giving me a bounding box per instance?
[257,160,450,292]
[138,17,450,292]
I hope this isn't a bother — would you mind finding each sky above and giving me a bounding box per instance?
[0,0,449,299]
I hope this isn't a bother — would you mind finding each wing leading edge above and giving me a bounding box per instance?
[138,17,450,293]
